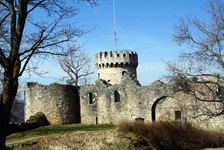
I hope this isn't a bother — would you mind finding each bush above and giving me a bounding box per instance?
[118,121,224,150]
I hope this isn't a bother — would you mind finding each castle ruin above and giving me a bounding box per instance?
[24,50,224,130]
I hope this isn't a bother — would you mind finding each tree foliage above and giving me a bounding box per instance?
[166,0,224,118]
[0,0,98,148]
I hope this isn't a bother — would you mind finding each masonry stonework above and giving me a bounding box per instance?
[95,50,138,84]
[24,50,224,131]
[25,83,80,124]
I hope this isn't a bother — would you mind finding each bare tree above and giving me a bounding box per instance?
[166,0,224,118]
[0,0,98,148]
[59,47,94,86]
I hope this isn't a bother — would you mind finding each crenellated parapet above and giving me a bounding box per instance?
[95,50,138,69]
[95,50,138,85]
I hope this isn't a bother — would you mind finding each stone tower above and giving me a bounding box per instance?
[95,50,138,84]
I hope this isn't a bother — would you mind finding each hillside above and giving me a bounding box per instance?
[7,129,149,150]
[6,123,224,150]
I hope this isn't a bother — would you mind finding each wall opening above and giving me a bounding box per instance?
[122,71,126,76]
[89,92,93,104]
[114,91,120,102]
[135,118,144,122]
[151,96,168,122]
[175,111,181,120]
[96,117,98,124]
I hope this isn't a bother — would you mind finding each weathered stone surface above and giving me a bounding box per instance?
[95,50,138,84]
[24,82,80,124]
[24,50,223,131]
[24,74,223,131]
[26,112,50,126]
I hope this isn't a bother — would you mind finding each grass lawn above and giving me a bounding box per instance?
[7,124,116,141]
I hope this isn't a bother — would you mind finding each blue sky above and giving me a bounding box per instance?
[21,0,209,85]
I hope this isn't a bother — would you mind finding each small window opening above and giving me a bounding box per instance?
[89,92,93,104]
[114,91,120,102]
[110,51,113,57]
[96,117,98,124]
[135,118,144,122]
[175,111,181,120]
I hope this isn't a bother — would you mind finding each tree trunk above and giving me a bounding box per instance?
[0,69,18,149]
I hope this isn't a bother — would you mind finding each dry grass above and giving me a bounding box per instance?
[8,130,151,150]
[118,121,224,150]
[6,122,224,150]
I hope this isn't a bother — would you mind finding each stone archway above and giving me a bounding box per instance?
[151,96,169,122]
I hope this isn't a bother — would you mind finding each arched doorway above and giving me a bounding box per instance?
[151,96,169,122]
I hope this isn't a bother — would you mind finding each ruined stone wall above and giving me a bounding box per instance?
[24,82,80,124]
[79,76,174,125]
[79,77,223,130]
[80,80,152,124]
[24,76,223,131]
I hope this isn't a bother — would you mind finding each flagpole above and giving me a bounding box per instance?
[113,0,117,51]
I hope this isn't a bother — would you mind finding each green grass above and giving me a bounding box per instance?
[7,124,116,141]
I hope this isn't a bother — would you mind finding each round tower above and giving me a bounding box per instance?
[95,50,138,84]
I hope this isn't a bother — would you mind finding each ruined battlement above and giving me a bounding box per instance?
[95,50,138,84]
[95,50,138,69]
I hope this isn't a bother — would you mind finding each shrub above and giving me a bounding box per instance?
[118,121,224,150]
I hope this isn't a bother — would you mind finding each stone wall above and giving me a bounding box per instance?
[24,82,80,124]
[79,77,182,124]
[24,75,224,131]
[79,75,223,130]
[95,50,138,84]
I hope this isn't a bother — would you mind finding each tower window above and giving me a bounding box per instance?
[114,91,120,102]
[89,92,93,104]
